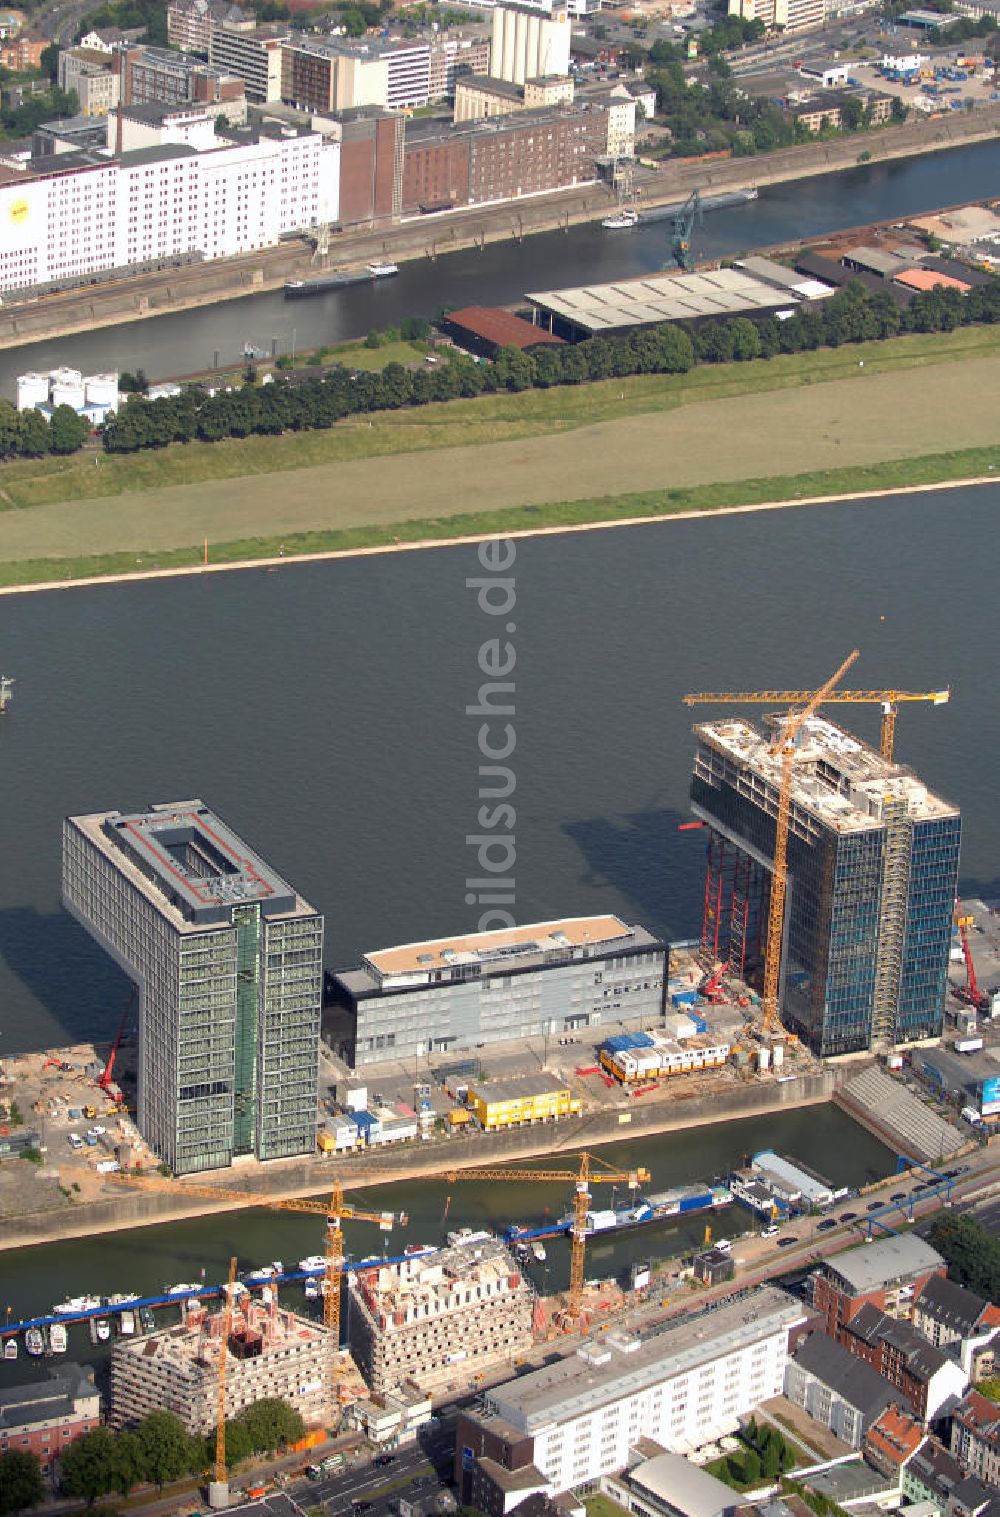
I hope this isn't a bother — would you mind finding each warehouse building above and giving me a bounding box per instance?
[690,716,960,1057]
[916,1046,1000,1120]
[63,801,323,1174]
[440,305,566,358]
[525,267,803,341]
[327,914,667,1068]
[457,1286,809,1495]
[347,1240,534,1395]
[110,1299,332,1432]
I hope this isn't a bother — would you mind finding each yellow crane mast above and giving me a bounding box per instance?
[91,1169,406,1360]
[683,685,949,763]
[445,1152,651,1320]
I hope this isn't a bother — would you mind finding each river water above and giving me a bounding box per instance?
[0,1104,894,1384]
[1,139,998,389]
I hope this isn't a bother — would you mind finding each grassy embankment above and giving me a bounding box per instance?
[0,324,997,588]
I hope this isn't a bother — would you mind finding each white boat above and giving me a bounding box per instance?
[49,1323,68,1354]
[25,1329,44,1357]
[96,1319,111,1342]
[119,1311,136,1336]
[245,1260,283,1282]
[404,1243,436,1258]
[601,208,639,229]
[3,1338,17,1360]
[367,260,398,278]
[53,1295,101,1315]
[298,1255,327,1274]
[107,1292,140,1307]
[166,1283,200,1295]
[304,1279,320,1299]
[530,1241,547,1262]
[446,1227,494,1249]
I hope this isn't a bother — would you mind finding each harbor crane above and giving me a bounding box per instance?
[683,684,949,763]
[93,1169,406,1357]
[671,190,702,272]
[685,651,861,1039]
[444,1152,651,1322]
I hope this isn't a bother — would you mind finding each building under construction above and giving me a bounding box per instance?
[690,715,960,1058]
[347,1240,535,1396]
[109,1295,332,1434]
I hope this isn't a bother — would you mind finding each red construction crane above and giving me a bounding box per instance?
[953,905,989,1013]
[99,991,135,1101]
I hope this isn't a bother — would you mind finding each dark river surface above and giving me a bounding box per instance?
[0,137,998,389]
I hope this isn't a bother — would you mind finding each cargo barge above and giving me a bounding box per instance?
[504,1183,732,1243]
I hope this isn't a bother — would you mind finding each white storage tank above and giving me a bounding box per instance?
[50,379,86,410]
[772,1043,784,1069]
[757,1045,771,1072]
[48,366,83,388]
[84,373,119,408]
[16,372,49,411]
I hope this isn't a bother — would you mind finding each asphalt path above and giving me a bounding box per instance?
[288,1422,457,1517]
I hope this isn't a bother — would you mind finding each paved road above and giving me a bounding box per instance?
[287,1421,457,1517]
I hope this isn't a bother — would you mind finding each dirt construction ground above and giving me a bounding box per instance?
[2,354,999,562]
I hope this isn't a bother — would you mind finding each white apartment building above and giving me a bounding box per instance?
[482,1288,807,1489]
[490,1,571,84]
[0,114,338,294]
[210,24,287,100]
[58,48,121,116]
[728,0,826,30]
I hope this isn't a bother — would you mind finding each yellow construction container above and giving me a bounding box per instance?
[467,1077,582,1132]
[447,1107,472,1128]
[316,1129,336,1153]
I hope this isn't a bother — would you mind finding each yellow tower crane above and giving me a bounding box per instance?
[210,1255,238,1509]
[444,1152,651,1321]
[91,1170,406,1365]
[685,651,861,1039]
[683,684,949,763]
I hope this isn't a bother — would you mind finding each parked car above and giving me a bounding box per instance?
[777,1236,799,1248]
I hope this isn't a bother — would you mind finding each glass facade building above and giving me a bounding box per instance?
[63,800,323,1174]
[690,718,960,1058]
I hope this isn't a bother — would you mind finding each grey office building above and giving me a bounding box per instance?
[63,801,323,1175]
[327,914,668,1068]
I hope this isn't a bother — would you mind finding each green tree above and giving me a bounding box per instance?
[48,404,90,455]
[741,1447,762,1485]
[0,1450,45,1515]
[135,1412,201,1488]
[929,1214,1000,1300]
[400,315,430,340]
[16,411,50,459]
[110,1432,145,1497]
[728,317,761,361]
[763,1437,783,1478]
[39,43,60,79]
[236,1398,305,1454]
[210,1418,255,1471]
[60,1429,119,1504]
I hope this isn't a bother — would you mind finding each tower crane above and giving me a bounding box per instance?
[683,684,949,763]
[685,651,861,1039]
[210,1255,238,1509]
[92,1169,406,1360]
[444,1152,651,1321]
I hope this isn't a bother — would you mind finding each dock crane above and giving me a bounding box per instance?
[685,651,861,1039]
[671,190,702,271]
[210,1256,238,1509]
[93,1170,406,1363]
[683,684,949,763]
[444,1152,651,1322]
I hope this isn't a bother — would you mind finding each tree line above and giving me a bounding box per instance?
[0,400,93,462]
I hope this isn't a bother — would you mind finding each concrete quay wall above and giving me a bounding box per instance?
[0,108,997,352]
[1,1067,841,1253]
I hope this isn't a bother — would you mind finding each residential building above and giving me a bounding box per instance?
[490,1,571,84]
[122,44,247,121]
[466,1075,582,1130]
[951,1391,1000,1488]
[62,801,324,1174]
[428,32,490,96]
[727,0,825,31]
[789,88,893,132]
[167,0,253,55]
[209,24,287,102]
[784,1331,903,1448]
[912,1277,1000,1377]
[864,1404,927,1483]
[838,1304,968,1422]
[458,1287,809,1494]
[903,1437,981,1513]
[110,1299,332,1432]
[57,47,120,116]
[347,1240,534,1395]
[0,11,26,39]
[690,716,960,1056]
[0,29,42,69]
[0,114,337,294]
[0,1368,101,1477]
[813,1237,947,1336]
[328,914,666,1068]
[575,80,636,155]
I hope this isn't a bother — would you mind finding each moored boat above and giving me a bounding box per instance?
[49,1323,68,1354]
[367,260,398,278]
[3,1337,17,1360]
[25,1329,44,1357]
[53,1294,101,1316]
[601,208,639,229]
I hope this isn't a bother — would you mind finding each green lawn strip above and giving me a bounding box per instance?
[583,1493,632,1517]
[1,324,998,514]
[2,443,996,590]
[298,339,430,372]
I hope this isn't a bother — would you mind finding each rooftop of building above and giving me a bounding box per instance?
[896,267,971,293]
[118,142,199,166]
[694,715,958,836]
[953,1388,1000,1446]
[803,1463,895,1507]
[865,1403,926,1466]
[121,100,210,122]
[362,913,646,978]
[349,1238,526,1319]
[915,1274,990,1335]
[64,45,118,67]
[822,1234,944,1295]
[467,1073,572,1101]
[917,1044,1000,1089]
[67,801,316,930]
[0,1366,99,1430]
[908,1435,968,1493]
[792,1330,904,1421]
[114,1300,328,1377]
[525,267,800,336]
[443,304,565,350]
[456,71,525,98]
[486,1286,806,1432]
[847,1303,952,1382]
[626,1452,734,1517]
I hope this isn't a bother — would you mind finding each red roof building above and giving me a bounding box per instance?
[442,306,566,358]
[865,1404,927,1481]
[894,268,971,293]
